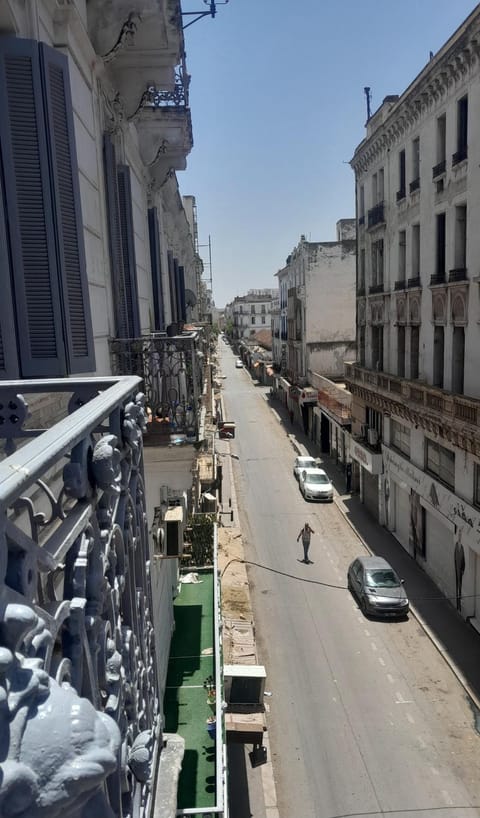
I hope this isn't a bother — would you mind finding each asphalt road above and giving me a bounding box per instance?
[219,341,480,818]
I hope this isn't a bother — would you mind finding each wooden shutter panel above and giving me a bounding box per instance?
[103,134,128,338]
[148,207,165,331]
[177,265,186,323]
[39,43,95,373]
[117,165,140,338]
[167,251,178,326]
[0,171,19,377]
[0,35,65,377]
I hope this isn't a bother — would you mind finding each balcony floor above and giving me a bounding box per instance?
[164,569,216,810]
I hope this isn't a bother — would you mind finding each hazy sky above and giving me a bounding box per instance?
[179,0,478,307]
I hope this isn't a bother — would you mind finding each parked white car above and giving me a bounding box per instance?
[299,468,334,501]
[293,456,320,480]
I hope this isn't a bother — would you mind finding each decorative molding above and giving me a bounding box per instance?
[102,12,141,63]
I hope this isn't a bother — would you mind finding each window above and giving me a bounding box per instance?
[371,239,384,286]
[261,305,266,314]
[433,326,444,388]
[390,419,410,458]
[436,213,446,277]
[410,325,419,379]
[425,438,455,489]
[251,316,255,324]
[148,208,165,330]
[251,305,255,314]
[452,326,465,393]
[359,185,365,221]
[398,150,406,198]
[397,326,405,377]
[411,137,420,191]
[359,248,365,290]
[261,316,265,324]
[0,36,95,377]
[412,224,420,278]
[372,173,377,205]
[378,168,384,202]
[359,326,365,366]
[474,463,480,508]
[398,231,406,279]
[454,95,468,163]
[454,204,467,272]
[436,114,446,164]
[371,326,383,371]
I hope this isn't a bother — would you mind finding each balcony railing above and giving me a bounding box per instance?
[449,268,468,282]
[452,146,468,166]
[394,279,406,291]
[432,159,446,179]
[109,331,205,441]
[409,177,420,193]
[407,276,421,288]
[430,273,446,285]
[369,283,384,294]
[357,285,366,296]
[396,188,406,203]
[367,201,385,228]
[0,376,161,818]
[359,214,365,226]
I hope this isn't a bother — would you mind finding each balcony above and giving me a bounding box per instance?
[369,283,384,295]
[452,146,468,166]
[109,330,206,444]
[449,268,468,283]
[344,362,480,451]
[357,284,366,296]
[407,276,421,288]
[409,177,420,193]
[394,280,406,291]
[396,188,406,203]
[359,214,365,226]
[367,202,385,229]
[432,159,446,179]
[430,273,446,286]
[0,375,186,817]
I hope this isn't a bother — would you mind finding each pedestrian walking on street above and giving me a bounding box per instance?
[297,522,315,563]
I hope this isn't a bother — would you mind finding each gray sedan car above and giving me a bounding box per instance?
[347,556,409,617]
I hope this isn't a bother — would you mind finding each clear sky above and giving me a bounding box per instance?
[178,0,478,307]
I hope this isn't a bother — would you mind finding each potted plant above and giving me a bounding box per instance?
[203,675,216,711]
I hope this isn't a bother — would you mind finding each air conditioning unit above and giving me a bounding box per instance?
[152,504,184,558]
[367,429,378,446]
[224,664,267,705]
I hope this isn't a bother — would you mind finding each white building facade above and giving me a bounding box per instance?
[228,289,278,341]
[347,6,480,625]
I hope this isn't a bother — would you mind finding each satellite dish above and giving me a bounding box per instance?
[185,288,197,307]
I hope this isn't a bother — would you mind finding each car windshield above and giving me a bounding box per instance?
[305,473,329,484]
[365,569,400,588]
[299,459,316,468]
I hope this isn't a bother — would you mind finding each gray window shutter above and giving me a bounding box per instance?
[167,251,178,325]
[177,265,186,323]
[0,36,65,377]
[103,133,128,338]
[117,165,140,338]
[148,207,165,331]
[0,172,19,377]
[39,43,95,373]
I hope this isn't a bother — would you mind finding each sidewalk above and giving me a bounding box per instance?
[273,395,480,710]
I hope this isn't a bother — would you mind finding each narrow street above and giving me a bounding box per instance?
[219,342,480,818]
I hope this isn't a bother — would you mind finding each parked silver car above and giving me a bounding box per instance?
[293,456,320,479]
[347,556,409,617]
[298,468,333,501]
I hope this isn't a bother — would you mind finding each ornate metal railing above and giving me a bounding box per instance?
[110,332,204,440]
[141,54,190,108]
[0,376,161,818]
[367,202,385,229]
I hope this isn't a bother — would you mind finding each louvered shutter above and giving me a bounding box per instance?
[0,36,65,377]
[173,258,182,324]
[103,133,128,338]
[117,165,140,338]
[148,207,165,331]
[40,43,95,373]
[167,251,178,325]
[177,265,186,323]
[0,171,19,377]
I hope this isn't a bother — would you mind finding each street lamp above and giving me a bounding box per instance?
[182,0,229,29]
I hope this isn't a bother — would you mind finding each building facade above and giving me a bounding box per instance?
[226,289,278,342]
[347,6,480,625]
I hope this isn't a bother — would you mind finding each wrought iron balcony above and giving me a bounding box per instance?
[449,268,468,282]
[357,284,366,296]
[396,188,406,203]
[109,331,205,443]
[369,282,384,294]
[367,202,385,229]
[394,279,406,291]
[0,375,169,817]
[358,214,365,226]
[409,177,420,193]
[407,276,421,288]
[430,273,446,285]
[432,159,446,179]
[452,146,468,166]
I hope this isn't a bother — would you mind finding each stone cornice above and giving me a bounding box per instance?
[351,15,480,176]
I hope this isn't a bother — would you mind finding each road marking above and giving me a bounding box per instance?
[386,674,395,684]
[378,657,386,667]
[371,642,377,652]
[395,692,413,704]
[406,712,415,725]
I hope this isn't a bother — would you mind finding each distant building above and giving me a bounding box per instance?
[225,289,278,341]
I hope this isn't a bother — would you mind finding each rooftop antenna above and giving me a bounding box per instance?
[364,86,371,121]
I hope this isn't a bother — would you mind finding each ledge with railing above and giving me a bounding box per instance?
[0,375,166,818]
[367,201,385,229]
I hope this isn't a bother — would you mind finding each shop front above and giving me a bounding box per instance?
[350,439,383,520]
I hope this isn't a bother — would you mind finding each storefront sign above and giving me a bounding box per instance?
[351,441,383,474]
